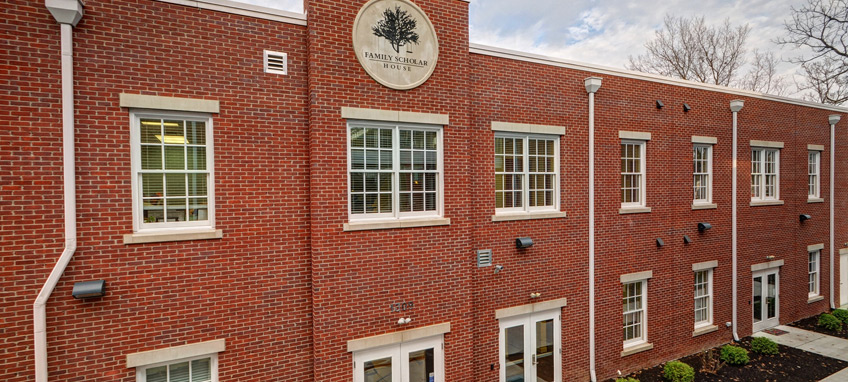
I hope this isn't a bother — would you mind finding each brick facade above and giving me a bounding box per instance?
[1,0,845,381]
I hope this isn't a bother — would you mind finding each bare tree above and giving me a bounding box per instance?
[779,0,848,104]
[738,50,789,96]
[372,6,419,54]
[628,15,750,86]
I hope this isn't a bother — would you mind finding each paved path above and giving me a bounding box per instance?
[752,325,848,381]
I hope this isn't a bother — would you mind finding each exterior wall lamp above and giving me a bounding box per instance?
[800,214,811,222]
[515,237,533,249]
[683,103,692,112]
[72,280,105,299]
[698,222,712,232]
[656,100,664,109]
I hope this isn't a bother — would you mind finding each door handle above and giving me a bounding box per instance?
[532,354,538,366]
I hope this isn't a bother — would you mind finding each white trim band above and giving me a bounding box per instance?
[809,144,825,151]
[341,107,449,125]
[619,131,651,141]
[120,93,219,113]
[751,259,784,272]
[346,323,451,352]
[126,339,225,368]
[491,121,566,135]
[692,260,718,271]
[749,140,784,149]
[692,136,717,144]
[124,229,223,244]
[620,270,653,283]
[494,298,567,319]
[152,0,306,25]
[808,243,825,252]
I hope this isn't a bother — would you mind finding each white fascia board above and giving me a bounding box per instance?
[469,43,848,114]
[152,0,306,25]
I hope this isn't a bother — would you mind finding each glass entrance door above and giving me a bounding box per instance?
[752,269,780,332]
[354,335,444,382]
[499,310,561,382]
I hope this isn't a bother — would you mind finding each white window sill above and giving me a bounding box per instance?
[619,206,652,215]
[808,295,824,304]
[692,324,718,337]
[621,342,653,357]
[750,200,784,207]
[343,218,450,231]
[491,211,567,222]
[692,203,717,210]
[808,197,825,204]
[124,229,223,245]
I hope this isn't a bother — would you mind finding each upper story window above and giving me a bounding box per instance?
[621,141,646,208]
[136,355,216,382]
[809,151,821,199]
[131,112,214,233]
[348,122,442,221]
[494,134,559,214]
[693,145,712,205]
[751,148,779,201]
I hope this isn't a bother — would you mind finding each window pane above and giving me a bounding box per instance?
[351,128,365,148]
[364,357,392,382]
[140,119,162,144]
[351,149,365,170]
[166,173,186,197]
[187,174,207,197]
[380,129,392,148]
[536,319,555,382]
[189,198,208,221]
[505,325,525,382]
[141,146,163,170]
[186,121,206,146]
[142,174,164,198]
[166,198,187,222]
[191,358,212,382]
[145,366,167,382]
[164,146,185,170]
[408,348,434,382]
[187,147,206,171]
[169,361,190,382]
[143,199,164,223]
[365,128,378,148]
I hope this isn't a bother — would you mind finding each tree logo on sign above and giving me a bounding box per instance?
[372,6,420,54]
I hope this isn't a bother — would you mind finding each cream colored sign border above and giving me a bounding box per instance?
[352,0,439,90]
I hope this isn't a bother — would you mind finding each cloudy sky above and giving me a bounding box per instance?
[241,0,809,96]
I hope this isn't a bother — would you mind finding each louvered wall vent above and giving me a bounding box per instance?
[264,50,288,75]
[477,249,493,267]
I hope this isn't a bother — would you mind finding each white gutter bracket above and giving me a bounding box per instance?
[730,100,743,342]
[584,77,602,382]
[35,1,84,382]
[829,114,840,310]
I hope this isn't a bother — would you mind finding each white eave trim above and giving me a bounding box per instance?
[469,43,848,114]
[346,323,450,352]
[120,93,219,113]
[126,339,225,368]
[152,0,306,25]
[491,121,565,135]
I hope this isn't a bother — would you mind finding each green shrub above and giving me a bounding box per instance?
[720,344,749,366]
[615,378,640,382]
[750,337,779,355]
[663,360,695,382]
[832,309,848,323]
[818,313,843,332]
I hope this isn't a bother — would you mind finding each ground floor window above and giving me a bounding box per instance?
[694,269,713,328]
[498,309,561,382]
[623,280,647,346]
[809,250,820,297]
[353,336,444,382]
[136,355,216,382]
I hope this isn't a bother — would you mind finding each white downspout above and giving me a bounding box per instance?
[829,114,840,310]
[730,100,743,341]
[584,77,602,382]
[36,2,83,381]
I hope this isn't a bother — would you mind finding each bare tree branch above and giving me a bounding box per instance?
[736,50,789,96]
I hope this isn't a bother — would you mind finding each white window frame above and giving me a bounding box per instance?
[130,110,215,233]
[352,335,445,382]
[135,354,218,382]
[694,269,713,329]
[693,144,712,205]
[809,250,820,297]
[347,121,444,222]
[751,147,780,201]
[622,280,648,348]
[809,151,821,199]
[620,140,647,209]
[498,309,562,382]
[494,133,560,215]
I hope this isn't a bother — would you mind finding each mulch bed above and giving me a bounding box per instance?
[612,337,848,382]
[787,314,848,339]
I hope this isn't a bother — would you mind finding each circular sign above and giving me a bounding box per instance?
[352,0,439,90]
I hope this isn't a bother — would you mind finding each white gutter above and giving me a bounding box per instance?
[829,114,840,310]
[584,77,602,382]
[35,2,83,381]
[729,100,743,341]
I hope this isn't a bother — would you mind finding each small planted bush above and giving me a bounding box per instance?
[832,309,848,324]
[663,360,694,382]
[720,344,749,366]
[615,378,640,382]
[750,337,779,355]
[818,313,843,332]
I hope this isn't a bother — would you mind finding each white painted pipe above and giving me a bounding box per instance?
[829,114,840,310]
[730,100,743,342]
[33,22,77,382]
[584,77,602,382]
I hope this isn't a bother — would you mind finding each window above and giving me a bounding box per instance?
[693,145,712,204]
[751,148,779,201]
[136,355,216,382]
[131,112,214,232]
[498,310,561,382]
[621,141,646,208]
[494,134,559,213]
[622,280,646,346]
[809,250,820,297]
[353,336,444,382]
[348,123,442,221]
[694,270,713,328]
[809,151,820,199]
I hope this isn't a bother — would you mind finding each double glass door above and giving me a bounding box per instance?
[499,310,561,382]
[752,269,780,332]
[354,336,443,382]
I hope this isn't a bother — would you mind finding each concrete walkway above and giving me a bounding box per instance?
[753,325,848,381]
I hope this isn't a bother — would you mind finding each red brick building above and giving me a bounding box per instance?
[2,0,847,381]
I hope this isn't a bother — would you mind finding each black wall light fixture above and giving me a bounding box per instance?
[656,100,664,109]
[698,222,712,232]
[683,235,692,244]
[656,238,664,247]
[683,103,692,112]
[72,280,106,299]
[800,214,812,222]
[516,237,534,249]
